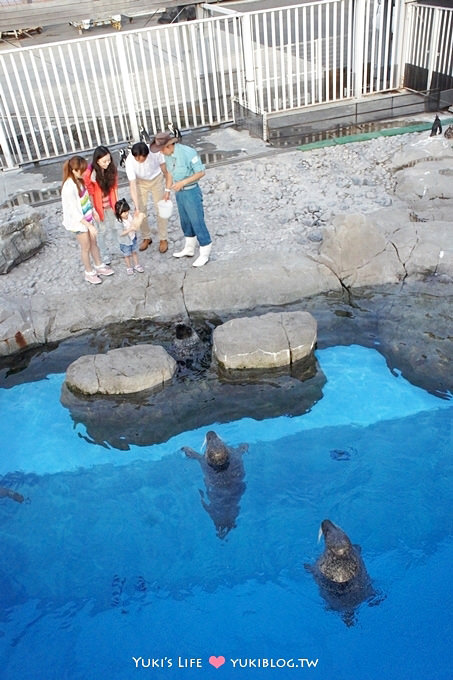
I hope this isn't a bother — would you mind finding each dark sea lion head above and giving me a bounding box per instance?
[175,322,194,340]
[319,519,360,583]
[321,519,353,557]
[205,431,230,470]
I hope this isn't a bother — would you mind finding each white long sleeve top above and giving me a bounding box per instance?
[61,178,89,232]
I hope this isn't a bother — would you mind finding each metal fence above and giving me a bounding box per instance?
[0,15,246,167]
[0,0,451,169]
[405,2,453,93]
[222,0,406,114]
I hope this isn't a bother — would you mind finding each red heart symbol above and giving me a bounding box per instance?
[209,656,226,669]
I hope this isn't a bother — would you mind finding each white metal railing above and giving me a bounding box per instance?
[0,15,245,168]
[0,1,452,169]
[406,2,453,91]
[206,0,407,113]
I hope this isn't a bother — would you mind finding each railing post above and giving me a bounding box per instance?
[0,111,16,169]
[426,7,441,92]
[115,34,140,141]
[396,0,412,90]
[241,14,257,112]
[353,0,366,98]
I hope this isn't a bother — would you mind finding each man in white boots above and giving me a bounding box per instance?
[150,132,212,267]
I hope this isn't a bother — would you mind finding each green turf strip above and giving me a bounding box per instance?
[297,117,453,151]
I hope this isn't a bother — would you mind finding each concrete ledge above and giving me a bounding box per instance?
[2,196,453,361]
[267,91,426,140]
[183,254,340,316]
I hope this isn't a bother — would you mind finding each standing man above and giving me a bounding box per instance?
[150,132,212,267]
[124,141,169,253]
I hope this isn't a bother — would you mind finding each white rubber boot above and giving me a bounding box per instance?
[192,243,212,267]
[173,236,197,258]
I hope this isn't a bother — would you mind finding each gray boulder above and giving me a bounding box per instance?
[213,311,317,369]
[319,213,404,287]
[0,206,46,274]
[65,344,177,395]
[391,221,453,279]
[389,136,453,172]
[0,295,40,356]
[394,159,453,205]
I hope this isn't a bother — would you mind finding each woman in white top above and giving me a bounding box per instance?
[61,156,114,285]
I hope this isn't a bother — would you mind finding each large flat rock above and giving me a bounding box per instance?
[213,311,317,369]
[65,344,177,395]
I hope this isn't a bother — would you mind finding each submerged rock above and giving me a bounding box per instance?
[60,360,326,450]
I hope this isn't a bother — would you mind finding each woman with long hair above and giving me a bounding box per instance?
[61,156,114,284]
[83,145,118,264]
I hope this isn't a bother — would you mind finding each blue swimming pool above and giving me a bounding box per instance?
[0,345,452,680]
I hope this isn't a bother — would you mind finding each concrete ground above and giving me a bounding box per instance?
[0,12,164,51]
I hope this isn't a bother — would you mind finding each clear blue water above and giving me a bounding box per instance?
[0,345,452,680]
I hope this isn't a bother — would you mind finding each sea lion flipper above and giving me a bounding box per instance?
[0,486,24,503]
[182,446,202,460]
[237,443,249,455]
[341,609,356,628]
[368,589,386,607]
[198,488,210,511]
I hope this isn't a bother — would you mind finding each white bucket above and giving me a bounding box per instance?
[157,199,173,219]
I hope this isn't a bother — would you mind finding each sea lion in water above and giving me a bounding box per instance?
[170,322,206,371]
[305,519,378,626]
[0,486,24,503]
[183,431,248,539]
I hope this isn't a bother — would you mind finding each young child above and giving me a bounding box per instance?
[114,198,145,275]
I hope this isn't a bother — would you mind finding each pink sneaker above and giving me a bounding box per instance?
[95,264,114,276]
[134,264,144,273]
[85,271,102,285]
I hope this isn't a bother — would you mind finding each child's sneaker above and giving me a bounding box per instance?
[85,271,102,285]
[134,264,144,273]
[95,264,114,276]
[126,267,134,276]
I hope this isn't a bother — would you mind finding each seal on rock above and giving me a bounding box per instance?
[305,519,379,626]
[183,431,248,539]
